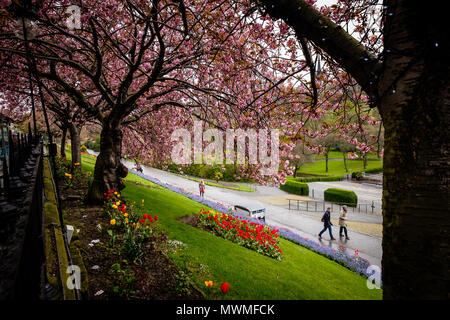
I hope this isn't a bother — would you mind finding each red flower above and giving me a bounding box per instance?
[154,216,158,221]
[220,282,230,293]
[143,214,147,219]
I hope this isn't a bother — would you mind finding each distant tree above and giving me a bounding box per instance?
[290,142,313,177]
[335,139,356,173]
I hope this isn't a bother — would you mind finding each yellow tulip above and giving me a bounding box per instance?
[112,205,118,209]
[124,218,129,224]
[110,219,116,225]
[205,281,213,287]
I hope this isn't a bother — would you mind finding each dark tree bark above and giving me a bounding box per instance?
[60,124,67,159]
[377,1,449,299]
[86,122,128,204]
[259,0,449,299]
[68,122,82,166]
[325,151,329,173]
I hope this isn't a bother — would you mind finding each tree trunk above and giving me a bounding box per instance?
[343,152,348,172]
[363,153,367,170]
[294,164,298,178]
[378,0,449,299]
[87,123,128,204]
[60,124,67,159]
[325,152,328,172]
[68,123,81,166]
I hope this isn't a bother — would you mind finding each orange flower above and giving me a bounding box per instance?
[204,281,213,287]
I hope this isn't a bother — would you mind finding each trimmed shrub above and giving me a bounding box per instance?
[280,180,309,196]
[324,188,357,206]
[84,136,100,152]
[351,166,383,178]
[80,145,88,153]
[290,176,343,183]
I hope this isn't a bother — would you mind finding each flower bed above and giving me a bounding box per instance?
[277,228,371,277]
[195,209,282,260]
[131,170,374,278]
[103,189,159,263]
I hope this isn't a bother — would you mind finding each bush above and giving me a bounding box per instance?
[324,188,357,206]
[80,145,88,153]
[84,135,100,152]
[289,176,343,183]
[280,180,309,196]
[351,167,383,179]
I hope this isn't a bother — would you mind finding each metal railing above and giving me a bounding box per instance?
[0,125,46,300]
[287,199,377,214]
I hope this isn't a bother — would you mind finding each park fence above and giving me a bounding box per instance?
[0,125,45,300]
[287,199,378,214]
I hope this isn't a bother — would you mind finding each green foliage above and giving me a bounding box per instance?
[167,163,250,182]
[351,167,384,179]
[103,191,160,264]
[280,180,309,196]
[110,263,136,298]
[288,176,343,183]
[84,135,100,152]
[54,155,72,180]
[80,145,88,153]
[174,270,192,297]
[324,188,357,206]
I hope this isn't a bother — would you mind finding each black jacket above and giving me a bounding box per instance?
[321,211,332,227]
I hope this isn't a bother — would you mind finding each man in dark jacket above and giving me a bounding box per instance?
[319,207,336,240]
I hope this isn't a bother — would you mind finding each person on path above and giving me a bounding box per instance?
[339,205,350,240]
[134,159,143,173]
[199,180,205,197]
[319,207,335,240]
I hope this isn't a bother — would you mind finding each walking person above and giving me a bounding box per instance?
[318,207,335,240]
[134,159,143,173]
[339,205,350,240]
[199,180,205,197]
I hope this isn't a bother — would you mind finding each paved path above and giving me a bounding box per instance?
[88,150,383,267]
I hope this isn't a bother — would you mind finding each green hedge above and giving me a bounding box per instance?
[289,176,343,183]
[166,163,250,182]
[351,167,383,178]
[324,188,357,206]
[280,180,309,196]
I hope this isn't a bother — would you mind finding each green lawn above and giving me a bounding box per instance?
[123,182,381,300]
[71,152,382,299]
[313,151,381,160]
[298,159,383,177]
